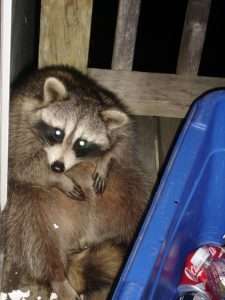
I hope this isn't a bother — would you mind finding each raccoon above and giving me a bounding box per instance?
[2,66,151,299]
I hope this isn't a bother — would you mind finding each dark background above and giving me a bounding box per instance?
[88,0,225,77]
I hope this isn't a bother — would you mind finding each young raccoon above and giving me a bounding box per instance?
[2,66,151,299]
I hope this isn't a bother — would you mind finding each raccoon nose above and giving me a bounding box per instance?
[51,161,65,173]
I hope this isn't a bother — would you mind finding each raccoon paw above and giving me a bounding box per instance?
[92,172,106,194]
[56,175,85,201]
[67,182,85,201]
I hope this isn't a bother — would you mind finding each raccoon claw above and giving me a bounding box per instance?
[93,172,106,194]
[67,184,85,201]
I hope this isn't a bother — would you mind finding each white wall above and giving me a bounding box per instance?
[0,0,13,211]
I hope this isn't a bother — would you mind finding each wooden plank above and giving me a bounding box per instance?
[134,116,158,193]
[112,0,141,70]
[88,68,225,118]
[39,0,93,73]
[158,0,212,166]
[157,117,182,168]
[111,0,158,183]
[177,0,212,75]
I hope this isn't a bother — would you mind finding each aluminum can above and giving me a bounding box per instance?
[178,245,225,300]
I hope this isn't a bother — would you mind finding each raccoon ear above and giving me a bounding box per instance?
[43,77,68,104]
[101,109,129,130]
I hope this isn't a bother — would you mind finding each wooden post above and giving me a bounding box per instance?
[177,0,212,75]
[158,0,212,166]
[111,0,157,186]
[39,0,93,73]
[157,117,181,167]
[112,0,141,71]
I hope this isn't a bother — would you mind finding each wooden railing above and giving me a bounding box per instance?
[38,0,223,118]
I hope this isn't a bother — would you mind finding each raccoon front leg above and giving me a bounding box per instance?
[92,154,112,193]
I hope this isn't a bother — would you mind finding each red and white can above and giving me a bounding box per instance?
[178,245,225,300]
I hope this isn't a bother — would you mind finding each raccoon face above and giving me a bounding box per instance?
[32,77,129,173]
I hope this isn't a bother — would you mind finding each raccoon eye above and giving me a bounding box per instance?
[77,139,87,148]
[34,121,64,145]
[52,128,64,143]
[74,138,101,158]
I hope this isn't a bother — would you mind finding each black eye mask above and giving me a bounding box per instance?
[34,121,65,145]
[73,138,103,158]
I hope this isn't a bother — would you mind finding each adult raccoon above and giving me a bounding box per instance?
[2,66,151,299]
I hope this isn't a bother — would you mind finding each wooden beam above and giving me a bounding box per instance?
[88,68,225,118]
[39,0,93,73]
[112,0,141,70]
[176,0,212,75]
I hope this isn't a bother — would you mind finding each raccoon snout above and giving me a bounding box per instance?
[51,161,65,173]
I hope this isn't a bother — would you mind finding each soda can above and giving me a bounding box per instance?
[206,259,225,299]
[178,245,225,300]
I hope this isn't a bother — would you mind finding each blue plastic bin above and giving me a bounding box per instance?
[112,90,225,300]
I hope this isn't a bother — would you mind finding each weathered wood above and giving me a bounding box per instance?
[157,117,182,166]
[88,68,225,118]
[112,0,141,70]
[158,0,212,165]
[157,0,212,166]
[157,117,182,168]
[134,116,158,192]
[176,0,212,75]
[39,0,93,73]
[111,0,157,181]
